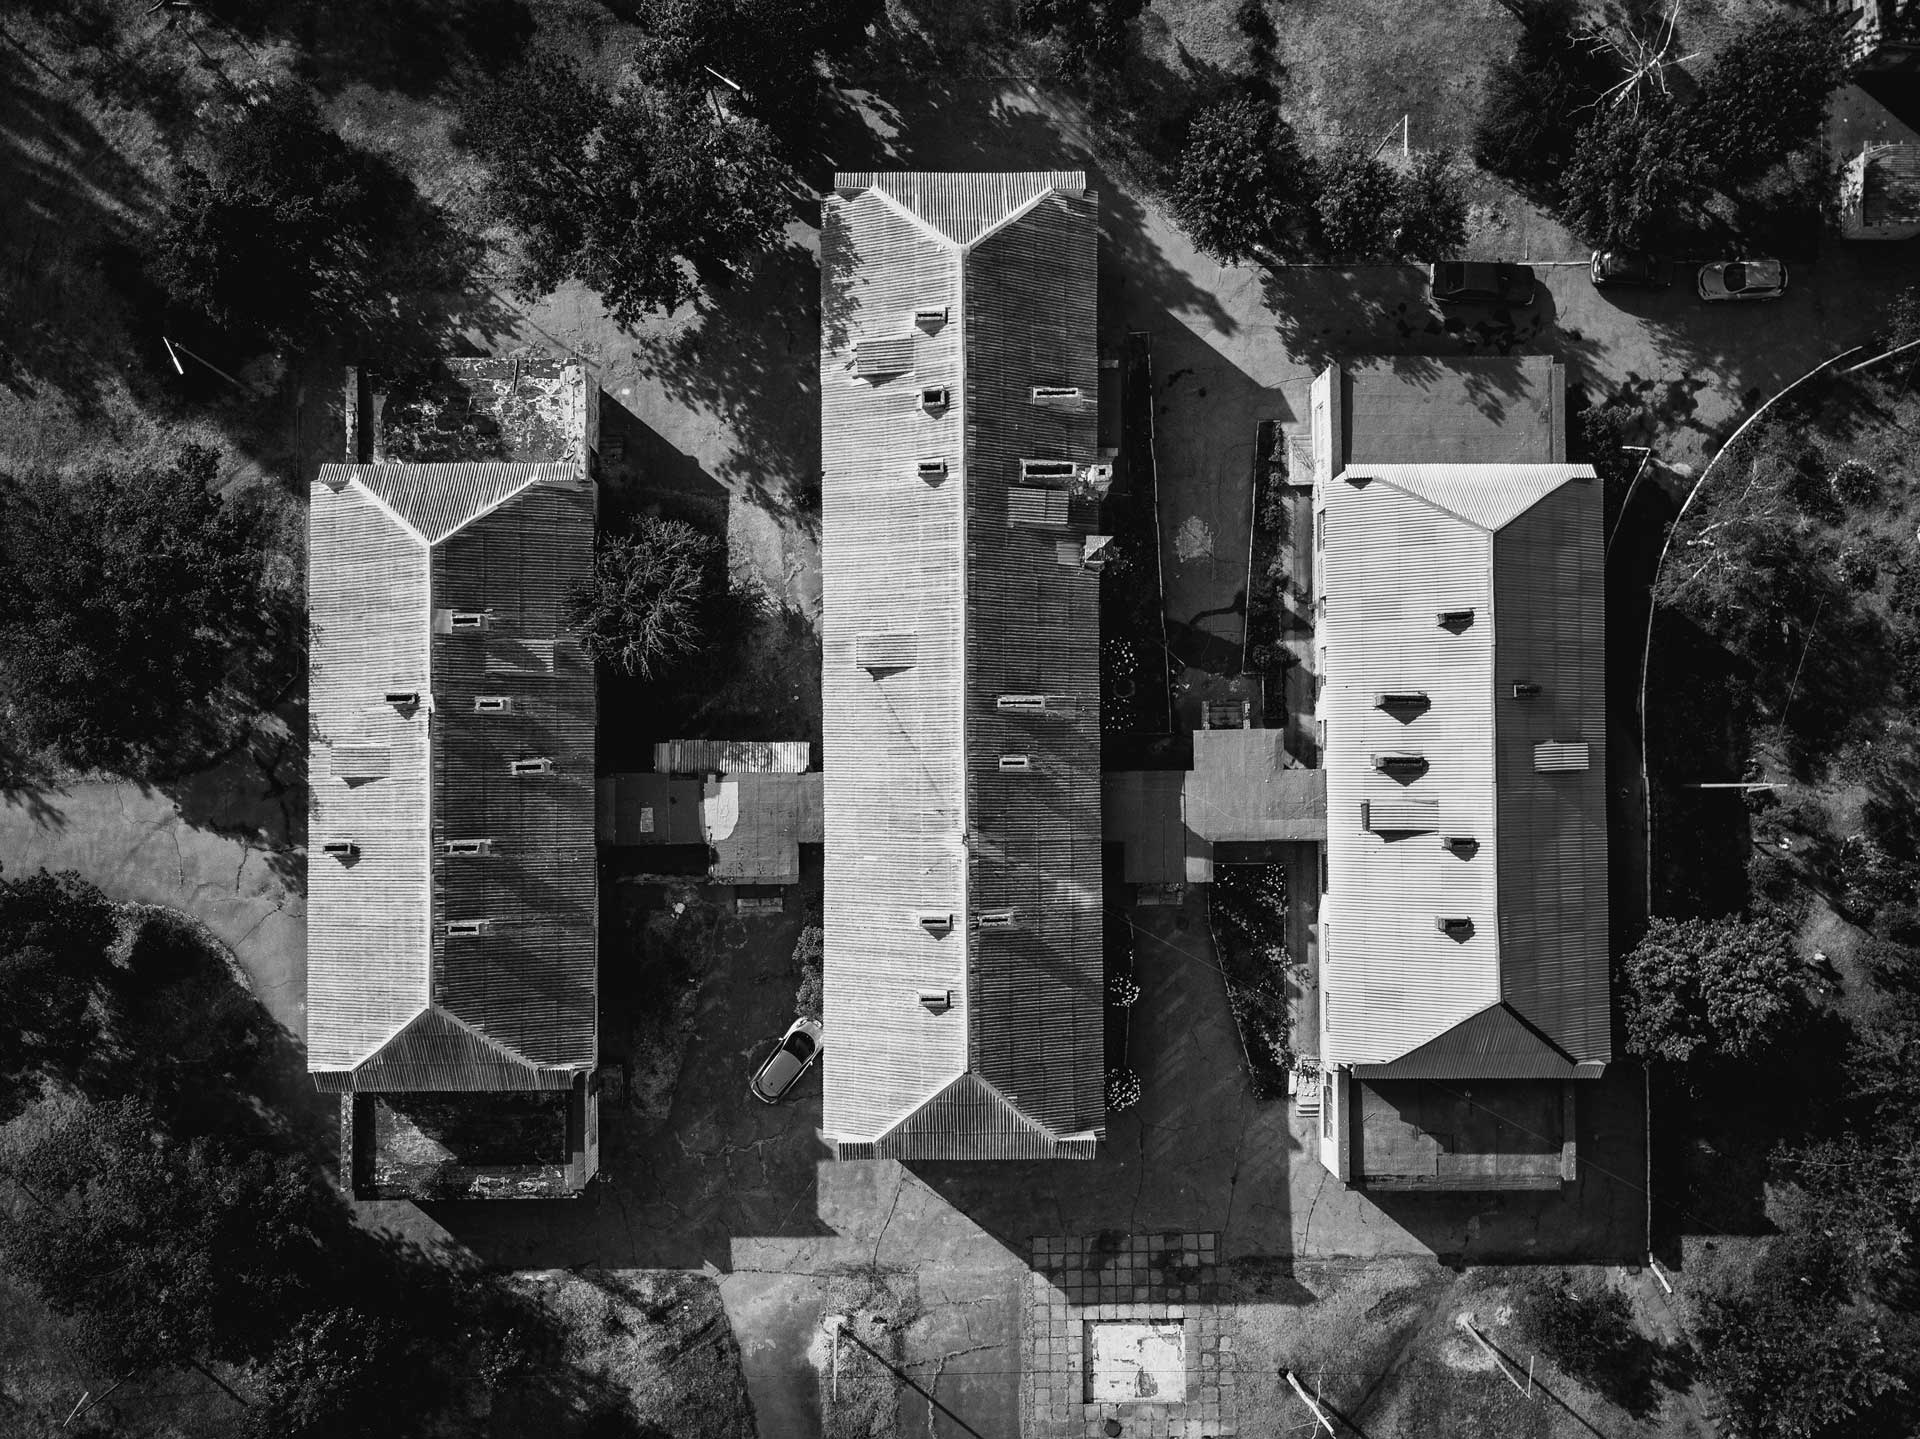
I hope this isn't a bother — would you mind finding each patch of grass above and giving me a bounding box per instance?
[503,1270,756,1439]
[816,1266,922,1439]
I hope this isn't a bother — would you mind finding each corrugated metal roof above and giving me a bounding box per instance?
[308,461,596,1094]
[311,1006,575,1093]
[595,773,705,845]
[1344,464,1592,532]
[1352,1002,1573,1080]
[821,174,1104,1153]
[316,463,579,544]
[865,1072,1099,1159]
[1181,731,1327,842]
[653,739,812,775]
[835,171,1090,245]
[1319,447,1608,1074]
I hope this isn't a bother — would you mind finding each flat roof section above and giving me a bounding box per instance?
[1355,1077,1574,1191]
[1340,356,1566,468]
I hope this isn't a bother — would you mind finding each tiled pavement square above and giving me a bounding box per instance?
[1023,1232,1236,1438]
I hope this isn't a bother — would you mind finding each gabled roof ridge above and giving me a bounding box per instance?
[961,186,1063,254]
[866,1065,973,1145]
[338,472,429,547]
[861,183,960,251]
[424,1001,549,1071]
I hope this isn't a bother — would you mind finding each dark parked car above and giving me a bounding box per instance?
[1589,251,1674,288]
[1428,261,1537,307]
[750,1016,824,1103]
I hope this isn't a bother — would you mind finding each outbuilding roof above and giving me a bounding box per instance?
[820,172,1105,1157]
[307,462,596,1093]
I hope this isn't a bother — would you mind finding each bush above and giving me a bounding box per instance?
[1311,144,1403,259]
[1168,96,1314,263]
[568,519,727,680]
[1392,149,1470,261]
[792,923,823,1021]
[1621,914,1805,1065]
[631,0,880,124]
[1558,102,1702,248]
[1831,460,1881,507]
[0,870,116,1086]
[1513,1271,1657,1409]
[1836,546,1879,591]
[1105,1067,1142,1111]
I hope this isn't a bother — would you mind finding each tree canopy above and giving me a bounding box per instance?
[1391,149,1470,261]
[0,869,116,1086]
[1556,101,1702,249]
[568,518,727,680]
[152,88,462,350]
[1621,914,1805,1065]
[1686,11,1846,186]
[630,0,879,122]
[1311,145,1405,260]
[1168,96,1314,263]
[1472,0,1615,188]
[0,1095,324,1371]
[1018,0,1148,78]
[458,58,789,327]
[0,445,269,773]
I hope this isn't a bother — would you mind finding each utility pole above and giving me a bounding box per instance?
[825,1318,988,1439]
[1284,1370,1335,1435]
[1456,1315,1529,1396]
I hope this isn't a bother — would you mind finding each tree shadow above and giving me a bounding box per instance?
[196,0,539,98]
[629,240,821,535]
[0,46,162,414]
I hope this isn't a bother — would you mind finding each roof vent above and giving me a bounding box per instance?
[998,754,1032,773]
[1440,834,1478,856]
[996,693,1080,714]
[1372,691,1429,711]
[321,840,358,860]
[474,696,514,714]
[444,839,494,857]
[1512,682,1543,699]
[920,386,949,411]
[918,987,953,1013]
[916,457,948,481]
[1020,458,1077,482]
[912,305,949,327]
[1370,752,1426,776]
[510,757,553,776]
[1534,740,1591,772]
[1436,608,1476,631]
[1031,385,1082,402]
[332,743,391,780]
[1435,916,1474,940]
[975,909,1017,929]
[917,912,954,936]
[445,919,492,938]
[384,690,419,708]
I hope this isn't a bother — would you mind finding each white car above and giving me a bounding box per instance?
[1697,259,1788,302]
[749,1016,824,1103]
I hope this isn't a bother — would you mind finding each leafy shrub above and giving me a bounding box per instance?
[1558,102,1702,248]
[1168,96,1314,263]
[1831,459,1881,507]
[1107,974,1141,1007]
[1018,0,1147,78]
[1513,1271,1659,1409]
[1621,914,1805,1065]
[1312,144,1403,259]
[1836,546,1879,591]
[1392,149,1470,261]
[568,519,727,680]
[1684,12,1847,187]
[792,923,823,1021]
[1106,1067,1142,1111]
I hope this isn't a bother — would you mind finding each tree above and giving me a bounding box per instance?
[630,0,880,123]
[1168,96,1315,263]
[0,870,116,1084]
[0,445,268,773]
[1686,11,1846,186]
[1312,144,1402,259]
[1698,1234,1920,1439]
[457,59,789,327]
[0,1096,323,1371]
[1393,149,1470,261]
[1018,0,1148,78]
[151,88,452,349]
[1620,914,1805,1065]
[1473,0,1617,188]
[1557,100,1702,248]
[568,519,726,679]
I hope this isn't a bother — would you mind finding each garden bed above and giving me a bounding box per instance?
[1204,864,1296,1100]
[1100,332,1176,748]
